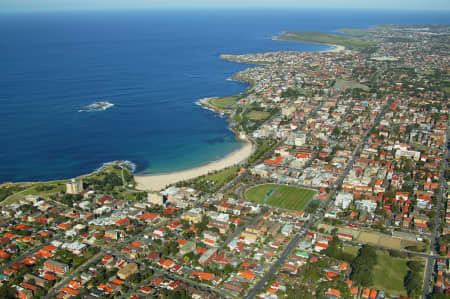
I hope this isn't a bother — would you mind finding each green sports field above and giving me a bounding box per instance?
[245,184,316,211]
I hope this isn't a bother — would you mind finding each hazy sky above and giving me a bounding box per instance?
[1,0,449,12]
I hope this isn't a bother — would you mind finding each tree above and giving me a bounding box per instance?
[0,284,16,299]
[281,88,303,99]
[404,270,422,297]
[128,273,141,284]
[406,261,424,272]
[430,294,449,299]
[168,240,179,255]
[389,250,402,258]
[286,285,315,299]
[168,289,190,299]
[332,127,341,137]
[34,288,46,298]
[323,236,340,259]
[121,284,130,293]
[351,245,377,287]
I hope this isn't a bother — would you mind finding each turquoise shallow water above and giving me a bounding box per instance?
[0,9,449,182]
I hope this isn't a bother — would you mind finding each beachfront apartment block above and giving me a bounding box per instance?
[148,193,164,206]
[66,178,83,194]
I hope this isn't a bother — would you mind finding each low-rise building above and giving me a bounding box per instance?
[44,260,69,276]
[117,262,138,280]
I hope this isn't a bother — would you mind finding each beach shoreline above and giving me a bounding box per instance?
[134,60,255,192]
[134,140,254,191]
[322,44,346,53]
[272,36,346,53]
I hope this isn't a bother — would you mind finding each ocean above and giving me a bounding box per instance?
[0,8,449,182]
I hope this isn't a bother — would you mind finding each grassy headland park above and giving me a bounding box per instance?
[275,30,377,52]
[208,95,241,110]
[338,28,374,35]
[0,163,139,206]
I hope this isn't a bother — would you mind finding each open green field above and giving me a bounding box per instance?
[342,244,359,258]
[372,251,410,296]
[339,28,373,35]
[178,165,240,193]
[245,184,317,211]
[356,230,423,251]
[246,110,271,121]
[333,79,369,90]
[344,244,423,296]
[198,166,239,186]
[209,95,240,110]
[276,31,377,51]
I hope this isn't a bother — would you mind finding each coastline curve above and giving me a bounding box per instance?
[134,140,254,191]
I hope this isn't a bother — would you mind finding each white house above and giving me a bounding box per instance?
[355,200,377,213]
[335,192,353,210]
[153,227,166,238]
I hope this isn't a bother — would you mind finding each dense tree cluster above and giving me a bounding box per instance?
[404,261,424,297]
[323,237,354,263]
[350,245,377,287]
[281,87,304,99]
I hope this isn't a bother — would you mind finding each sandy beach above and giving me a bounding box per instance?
[323,44,346,53]
[135,141,254,191]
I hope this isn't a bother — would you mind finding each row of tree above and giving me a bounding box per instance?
[404,261,424,297]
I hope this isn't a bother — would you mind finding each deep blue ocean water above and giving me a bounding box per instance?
[0,9,449,182]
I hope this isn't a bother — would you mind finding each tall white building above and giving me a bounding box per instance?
[335,192,353,210]
[66,178,83,194]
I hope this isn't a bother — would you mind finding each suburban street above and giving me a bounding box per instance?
[422,118,449,298]
[47,251,104,297]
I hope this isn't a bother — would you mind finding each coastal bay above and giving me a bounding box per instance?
[135,140,253,191]
[133,39,345,191]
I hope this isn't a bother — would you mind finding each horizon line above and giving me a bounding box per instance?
[1,7,450,14]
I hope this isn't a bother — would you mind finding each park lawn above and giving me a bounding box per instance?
[115,189,143,201]
[191,166,240,190]
[443,86,450,94]
[333,79,369,90]
[342,244,359,259]
[246,110,271,121]
[372,252,410,296]
[248,139,277,165]
[210,95,240,110]
[246,184,276,202]
[246,184,316,211]
[199,166,239,186]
